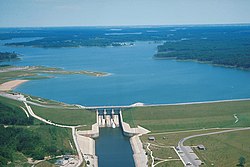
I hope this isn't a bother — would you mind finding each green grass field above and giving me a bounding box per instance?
[0,95,96,127]
[141,129,224,167]
[30,105,96,126]
[124,100,250,167]
[141,129,224,146]
[141,129,250,167]
[150,146,178,159]
[184,130,250,167]
[35,161,55,167]
[154,160,183,167]
[123,100,250,132]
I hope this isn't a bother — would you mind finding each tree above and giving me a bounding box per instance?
[237,156,246,167]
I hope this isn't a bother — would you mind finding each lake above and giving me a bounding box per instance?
[1,36,250,167]
[1,39,250,107]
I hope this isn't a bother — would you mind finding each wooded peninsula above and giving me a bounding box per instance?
[0,52,19,62]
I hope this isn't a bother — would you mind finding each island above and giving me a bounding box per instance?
[0,52,20,62]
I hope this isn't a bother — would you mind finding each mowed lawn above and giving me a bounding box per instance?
[124,100,250,167]
[141,129,224,146]
[0,95,96,127]
[123,100,250,132]
[185,130,250,167]
[30,105,96,126]
[154,160,183,167]
[140,129,224,167]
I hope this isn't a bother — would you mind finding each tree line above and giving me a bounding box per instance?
[154,27,250,69]
[0,52,19,62]
[0,102,72,166]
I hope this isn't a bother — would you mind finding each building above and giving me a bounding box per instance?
[55,159,63,165]
[197,144,206,150]
[148,136,155,141]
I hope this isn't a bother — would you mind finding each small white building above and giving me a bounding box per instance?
[197,144,206,150]
[148,136,155,141]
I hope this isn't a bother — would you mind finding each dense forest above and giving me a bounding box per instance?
[3,27,168,47]
[154,26,250,69]
[0,102,72,166]
[0,102,33,125]
[0,52,19,61]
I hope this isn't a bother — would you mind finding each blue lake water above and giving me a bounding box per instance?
[1,38,250,106]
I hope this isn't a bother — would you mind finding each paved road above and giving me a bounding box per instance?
[177,127,250,167]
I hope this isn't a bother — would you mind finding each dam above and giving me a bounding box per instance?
[95,108,135,167]
[97,109,120,128]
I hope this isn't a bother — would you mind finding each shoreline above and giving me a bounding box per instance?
[154,56,250,71]
[0,79,29,91]
[84,98,250,109]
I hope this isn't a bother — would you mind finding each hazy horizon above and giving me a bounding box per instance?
[1,0,250,28]
[1,23,250,29]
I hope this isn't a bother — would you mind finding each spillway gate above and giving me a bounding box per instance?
[97,109,120,128]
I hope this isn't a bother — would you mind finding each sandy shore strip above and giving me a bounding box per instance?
[0,80,28,91]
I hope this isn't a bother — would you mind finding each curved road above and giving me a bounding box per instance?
[178,127,250,167]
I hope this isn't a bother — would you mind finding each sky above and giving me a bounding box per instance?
[0,0,250,27]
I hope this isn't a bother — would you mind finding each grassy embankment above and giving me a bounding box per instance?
[123,100,250,167]
[30,104,96,128]
[154,161,184,167]
[0,95,96,127]
[123,100,250,132]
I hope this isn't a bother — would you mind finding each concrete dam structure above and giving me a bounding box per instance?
[77,108,150,167]
[98,109,120,128]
